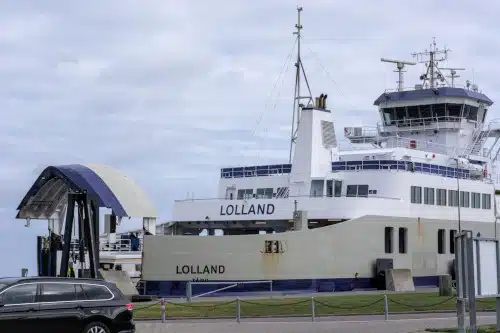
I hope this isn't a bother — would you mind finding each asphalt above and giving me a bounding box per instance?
[135,312,498,333]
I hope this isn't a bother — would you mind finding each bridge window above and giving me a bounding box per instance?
[482,193,491,209]
[237,189,253,200]
[424,187,435,205]
[436,189,447,206]
[256,188,273,199]
[446,104,462,119]
[438,229,446,254]
[346,185,369,198]
[463,105,479,121]
[385,227,393,254]
[433,104,446,118]
[471,192,481,208]
[448,190,458,207]
[410,186,422,204]
[420,104,432,119]
[382,108,395,125]
[407,105,419,119]
[395,107,407,122]
[460,191,470,208]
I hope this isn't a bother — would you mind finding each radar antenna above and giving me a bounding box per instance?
[440,67,465,88]
[289,6,313,163]
[380,58,416,91]
[412,38,451,89]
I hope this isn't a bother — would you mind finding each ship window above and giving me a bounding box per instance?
[382,108,395,125]
[436,189,447,206]
[237,189,253,200]
[464,105,479,121]
[471,192,481,208]
[419,104,432,119]
[394,107,407,123]
[326,180,333,197]
[450,230,457,254]
[433,104,446,118]
[482,193,492,209]
[460,191,470,208]
[447,103,462,120]
[256,188,273,199]
[334,181,342,197]
[448,190,459,207]
[407,105,419,119]
[398,227,408,254]
[384,227,394,254]
[410,186,422,204]
[346,185,368,197]
[438,229,446,254]
[424,187,435,205]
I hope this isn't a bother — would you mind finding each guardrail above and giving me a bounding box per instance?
[133,293,490,323]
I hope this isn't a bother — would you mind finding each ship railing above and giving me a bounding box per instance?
[174,193,402,202]
[331,159,476,180]
[381,116,464,130]
[99,238,143,252]
[383,84,474,93]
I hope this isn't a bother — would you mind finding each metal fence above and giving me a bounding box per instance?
[132,293,474,323]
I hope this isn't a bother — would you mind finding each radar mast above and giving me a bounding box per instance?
[441,67,466,88]
[289,6,313,163]
[412,38,451,89]
[380,58,416,91]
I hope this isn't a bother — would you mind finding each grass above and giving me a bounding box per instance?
[132,292,497,319]
[427,326,496,333]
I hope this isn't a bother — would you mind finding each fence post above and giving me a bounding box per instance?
[236,297,241,323]
[160,298,166,323]
[384,294,389,320]
[186,281,192,302]
[311,296,316,322]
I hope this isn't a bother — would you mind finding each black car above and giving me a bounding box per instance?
[0,276,135,333]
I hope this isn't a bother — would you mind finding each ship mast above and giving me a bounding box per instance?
[289,6,313,163]
[412,38,451,89]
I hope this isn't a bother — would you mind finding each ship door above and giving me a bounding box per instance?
[225,186,236,200]
[326,180,333,197]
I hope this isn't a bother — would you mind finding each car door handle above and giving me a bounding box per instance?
[27,307,37,312]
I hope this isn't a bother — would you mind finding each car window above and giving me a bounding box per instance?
[0,284,37,305]
[79,284,113,301]
[40,283,77,302]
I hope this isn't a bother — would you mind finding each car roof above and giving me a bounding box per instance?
[0,276,114,286]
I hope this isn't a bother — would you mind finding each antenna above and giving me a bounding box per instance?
[380,58,416,91]
[412,37,451,89]
[288,6,313,163]
[440,67,465,88]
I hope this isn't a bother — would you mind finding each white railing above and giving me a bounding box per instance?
[99,238,143,252]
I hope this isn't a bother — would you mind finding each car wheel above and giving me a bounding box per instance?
[82,322,111,333]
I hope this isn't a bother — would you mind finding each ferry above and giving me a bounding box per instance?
[137,9,500,296]
[25,8,500,297]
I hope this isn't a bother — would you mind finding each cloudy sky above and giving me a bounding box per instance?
[0,1,498,276]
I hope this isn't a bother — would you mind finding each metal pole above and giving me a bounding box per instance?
[236,297,241,323]
[186,281,192,302]
[456,158,462,232]
[311,296,315,322]
[384,294,389,320]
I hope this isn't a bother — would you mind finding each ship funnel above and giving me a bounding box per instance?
[316,94,328,109]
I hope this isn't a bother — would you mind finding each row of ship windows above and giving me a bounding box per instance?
[234,187,289,199]
[384,226,459,255]
[410,186,492,209]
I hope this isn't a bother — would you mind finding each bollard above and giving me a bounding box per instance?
[236,297,241,323]
[186,282,192,302]
[311,296,316,322]
[383,294,389,320]
[160,298,166,323]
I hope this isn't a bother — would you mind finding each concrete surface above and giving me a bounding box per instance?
[134,312,497,333]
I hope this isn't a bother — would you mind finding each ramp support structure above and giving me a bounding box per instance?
[59,191,100,279]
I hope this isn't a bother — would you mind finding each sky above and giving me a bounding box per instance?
[0,0,499,276]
